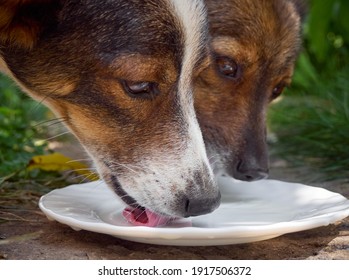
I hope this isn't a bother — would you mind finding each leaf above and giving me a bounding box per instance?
[27,152,99,181]
[307,0,336,62]
[0,231,43,245]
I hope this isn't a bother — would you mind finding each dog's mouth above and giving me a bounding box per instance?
[109,174,175,227]
[122,206,175,227]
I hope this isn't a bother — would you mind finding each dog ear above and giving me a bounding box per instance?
[0,0,62,49]
[288,0,308,22]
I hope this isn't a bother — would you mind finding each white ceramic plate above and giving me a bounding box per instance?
[39,178,349,246]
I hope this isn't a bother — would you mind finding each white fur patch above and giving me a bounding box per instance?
[167,0,213,176]
[167,0,207,76]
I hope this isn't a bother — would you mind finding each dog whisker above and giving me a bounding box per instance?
[65,158,93,164]
[41,120,67,129]
[210,158,222,167]
[134,209,147,220]
[208,153,221,160]
[69,172,98,183]
[110,162,139,174]
[33,117,67,128]
[44,131,71,141]
[28,94,51,115]
[71,167,97,172]
[208,154,222,165]
[107,160,150,174]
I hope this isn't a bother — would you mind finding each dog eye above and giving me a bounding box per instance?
[271,83,286,100]
[122,80,159,98]
[216,56,240,79]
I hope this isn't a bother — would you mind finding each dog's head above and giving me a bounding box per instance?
[195,0,306,181]
[0,0,221,219]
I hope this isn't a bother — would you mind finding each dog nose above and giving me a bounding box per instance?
[233,160,269,181]
[184,193,221,217]
[234,168,268,181]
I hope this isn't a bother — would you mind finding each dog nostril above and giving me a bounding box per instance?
[242,171,268,181]
[184,199,190,213]
[236,159,243,172]
[232,159,269,181]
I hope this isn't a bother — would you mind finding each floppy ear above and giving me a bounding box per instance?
[288,0,308,22]
[0,0,61,49]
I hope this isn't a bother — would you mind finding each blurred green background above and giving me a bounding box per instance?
[268,0,349,181]
[0,0,348,183]
[0,76,48,182]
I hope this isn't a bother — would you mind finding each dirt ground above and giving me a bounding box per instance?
[1,139,349,260]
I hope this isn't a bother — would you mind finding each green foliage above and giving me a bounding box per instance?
[269,69,349,180]
[0,74,48,181]
[293,0,349,90]
[269,0,349,181]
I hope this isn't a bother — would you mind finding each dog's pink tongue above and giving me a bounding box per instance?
[123,207,173,227]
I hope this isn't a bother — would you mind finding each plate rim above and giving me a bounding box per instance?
[38,180,349,245]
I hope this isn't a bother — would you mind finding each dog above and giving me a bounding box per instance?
[194,0,307,181]
[0,0,221,224]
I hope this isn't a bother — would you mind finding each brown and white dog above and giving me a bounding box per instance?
[195,0,306,181]
[0,0,221,224]
[0,0,306,226]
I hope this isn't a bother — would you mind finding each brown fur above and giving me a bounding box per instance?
[0,0,60,49]
[194,0,306,180]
